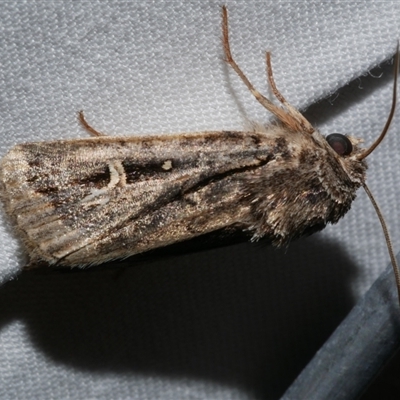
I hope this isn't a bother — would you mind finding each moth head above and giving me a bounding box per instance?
[326,133,354,156]
[319,132,367,184]
[326,133,366,158]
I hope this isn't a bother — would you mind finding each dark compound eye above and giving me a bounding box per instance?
[326,133,353,156]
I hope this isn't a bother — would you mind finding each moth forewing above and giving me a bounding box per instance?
[0,130,274,266]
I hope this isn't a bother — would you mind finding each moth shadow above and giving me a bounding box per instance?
[0,235,357,399]
[303,59,394,127]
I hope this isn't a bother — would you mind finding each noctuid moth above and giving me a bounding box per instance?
[0,7,399,300]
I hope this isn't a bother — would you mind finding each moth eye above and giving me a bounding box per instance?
[326,133,353,156]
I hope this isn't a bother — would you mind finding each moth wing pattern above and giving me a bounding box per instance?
[0,130,275,266]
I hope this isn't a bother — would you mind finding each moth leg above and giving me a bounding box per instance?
[221,6,314,134]
[265,52,287,106]
[78,111,107,137]
[221,6,287,122]
[265,52,313,131]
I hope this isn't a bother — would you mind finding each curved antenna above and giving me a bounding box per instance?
[363,183,400,305]
[358,43,399,160]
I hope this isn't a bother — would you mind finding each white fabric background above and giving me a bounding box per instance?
[1,1,400,399]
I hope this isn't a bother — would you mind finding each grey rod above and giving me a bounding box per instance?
[281,255,400,400]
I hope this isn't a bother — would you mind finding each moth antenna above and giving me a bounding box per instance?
[78,111,106,137]
[265,52,314,134]
[358,43,399,160]
[221,6,313,133]
[363,183,400,306]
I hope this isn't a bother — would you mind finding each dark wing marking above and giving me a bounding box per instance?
[0,132,275,265]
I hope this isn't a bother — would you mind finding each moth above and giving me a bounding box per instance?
[0,7,399,299]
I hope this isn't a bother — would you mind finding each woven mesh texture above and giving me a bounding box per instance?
[1,1,400,398]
